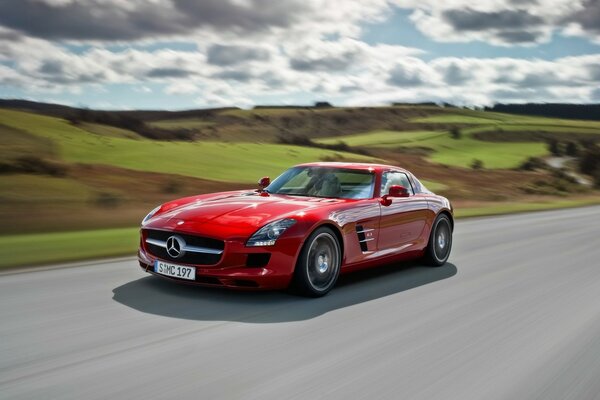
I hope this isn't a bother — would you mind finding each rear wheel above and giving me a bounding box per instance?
[423,214,452,266]
[291,227,341,297]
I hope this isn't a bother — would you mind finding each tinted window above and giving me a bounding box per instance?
[267,167,375,199]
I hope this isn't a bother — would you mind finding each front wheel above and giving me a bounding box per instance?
[423,214,452,266]
[291,227,341,297]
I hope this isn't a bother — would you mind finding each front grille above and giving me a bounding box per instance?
[144,229,224,265]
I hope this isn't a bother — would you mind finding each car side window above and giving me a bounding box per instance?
[381,171,414,196]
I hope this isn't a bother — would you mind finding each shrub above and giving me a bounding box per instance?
[470,159,484,170]
[547,139,561,156]
[593,169,600,188]
[578,145,600,175]
[94,192,122,208]
[449,127,461,139]
[0,156,67,176]
[519,157,546,171]
[162,180,182,194]
[566,141,579,157]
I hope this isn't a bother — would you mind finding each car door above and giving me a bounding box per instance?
[377,170,429,253]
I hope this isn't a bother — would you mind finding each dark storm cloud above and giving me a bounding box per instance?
[146,68,194,78]
[442,8,545,43]
[386,65,424,87]
[0,0,309,41]
[207,44,270,66]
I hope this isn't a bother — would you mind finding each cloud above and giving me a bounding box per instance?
[212,69,255,82]
[0,0,598,108]
[207,44,270,66]
[288,39,364,72]
[0,0,387,42]
[146,67,195,78]
[399,0,600,45]
[0,0,304,41]
[387,65,425,87]
[442,9,544,32]
[562,0,600,42]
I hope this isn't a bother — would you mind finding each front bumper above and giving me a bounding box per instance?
[138,236,301,290]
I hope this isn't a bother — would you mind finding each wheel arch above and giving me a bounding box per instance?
[437,210,454,232]
[314,222,345,258]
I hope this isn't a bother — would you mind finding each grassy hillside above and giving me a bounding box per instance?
[317,110,600,169]
[318,129,547,169]
[0,109,373,183]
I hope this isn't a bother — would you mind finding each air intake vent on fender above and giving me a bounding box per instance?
[356,225,374,252]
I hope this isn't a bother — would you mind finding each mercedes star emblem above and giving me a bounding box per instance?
[166,235,185,258]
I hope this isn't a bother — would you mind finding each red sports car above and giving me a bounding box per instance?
[138,162,453,296]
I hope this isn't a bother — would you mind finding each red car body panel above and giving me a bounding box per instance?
[138,162,453,290]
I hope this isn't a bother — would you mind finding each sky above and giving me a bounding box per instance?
[0,0,599,110]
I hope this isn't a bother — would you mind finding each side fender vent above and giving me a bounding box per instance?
[356,225,375,252]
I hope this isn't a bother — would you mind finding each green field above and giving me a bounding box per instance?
[318,129,547,169]
[317,110,600,169]
[0,109,373,183]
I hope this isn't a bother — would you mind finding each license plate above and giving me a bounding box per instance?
[154,260,196,281]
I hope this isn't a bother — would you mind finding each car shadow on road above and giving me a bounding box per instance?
[112,262,457,323]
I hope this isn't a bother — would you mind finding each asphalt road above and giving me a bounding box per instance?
[2,206,600,400]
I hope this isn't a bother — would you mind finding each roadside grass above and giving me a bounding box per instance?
[0,227,140,269]
[455,197,600,218]
[0,109,373,183]
[2,198,599,269]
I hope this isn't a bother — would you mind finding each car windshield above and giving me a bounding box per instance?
[267,166,375,199]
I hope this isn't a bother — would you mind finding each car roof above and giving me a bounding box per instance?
[295,162,409,174]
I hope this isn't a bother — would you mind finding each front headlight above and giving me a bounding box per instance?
[141,205,161,225]
[246,219,296,247]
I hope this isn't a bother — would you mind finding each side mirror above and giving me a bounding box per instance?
[388,185,409,198]
[381,185,409,206]
[258,176,270,191]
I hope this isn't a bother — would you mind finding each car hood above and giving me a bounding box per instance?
[145,191,342,239]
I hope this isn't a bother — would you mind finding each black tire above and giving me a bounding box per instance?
[423,214,453,267]
[291,227,341,297]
